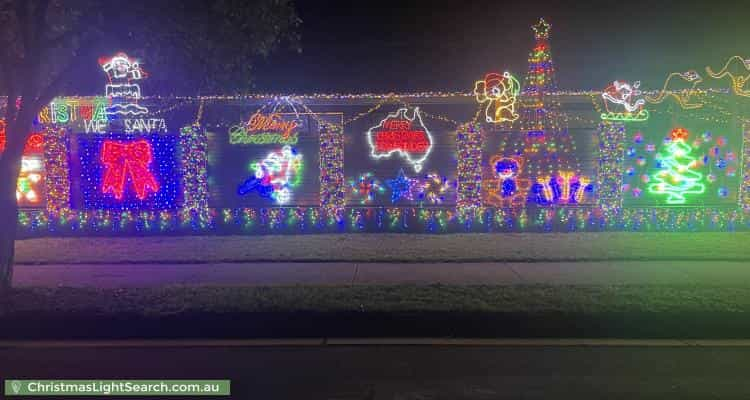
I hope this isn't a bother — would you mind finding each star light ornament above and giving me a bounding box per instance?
[387,169,416,204]
[366,107,433,173]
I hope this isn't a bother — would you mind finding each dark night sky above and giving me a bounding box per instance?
[251,0,750,93]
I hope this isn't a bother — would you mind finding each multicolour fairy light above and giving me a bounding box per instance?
[319,118,345,212]
[180,125,209,217]
[456,123,483,211]
[511,18,581,181]
[16,36,750,236]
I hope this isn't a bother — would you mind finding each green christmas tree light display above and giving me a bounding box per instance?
[647,128,706,204]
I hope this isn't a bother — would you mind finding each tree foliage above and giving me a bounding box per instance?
[0,0,300,292]
[0,0,300,101]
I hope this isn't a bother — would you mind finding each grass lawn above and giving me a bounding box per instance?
[9,233,750,338]
[5,285,750,315]
[2,284,750,339]
[14,232,750,264]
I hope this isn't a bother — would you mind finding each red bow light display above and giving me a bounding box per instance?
[101,139,160,200]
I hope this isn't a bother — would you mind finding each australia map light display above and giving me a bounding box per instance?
[366,107,433,173]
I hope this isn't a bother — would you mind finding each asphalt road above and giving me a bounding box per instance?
[2,343,750,399]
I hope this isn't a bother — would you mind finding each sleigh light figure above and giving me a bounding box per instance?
[600,80,649,122]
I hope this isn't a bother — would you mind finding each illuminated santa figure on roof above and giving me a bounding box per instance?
[99,53,149,116]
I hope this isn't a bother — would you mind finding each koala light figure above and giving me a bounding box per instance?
[474,72,520,124]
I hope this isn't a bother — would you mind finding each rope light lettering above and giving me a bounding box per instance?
[367,107,433,173]
[229,112,300,145]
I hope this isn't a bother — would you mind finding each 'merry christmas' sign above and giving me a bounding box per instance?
[366,107,433,172]
[229,112,300,145]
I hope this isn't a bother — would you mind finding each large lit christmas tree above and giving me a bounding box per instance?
[497,18,580,186]
[647,128,706,204]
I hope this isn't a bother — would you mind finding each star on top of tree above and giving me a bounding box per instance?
[532,18,550,40]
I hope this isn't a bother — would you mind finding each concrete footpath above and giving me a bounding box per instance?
[12,260,750,288]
